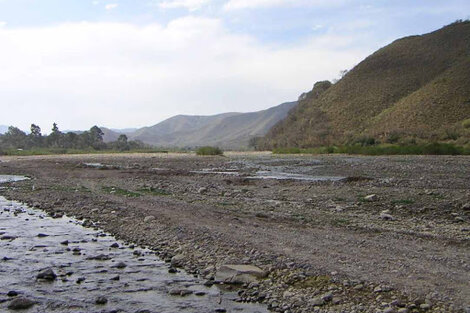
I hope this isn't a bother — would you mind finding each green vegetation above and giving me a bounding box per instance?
[196,146,223,156]
[137,187,171,196]
[273,143,470,156]
[102,186,141,198]
[391,199,415,205]
[0,123,156,155]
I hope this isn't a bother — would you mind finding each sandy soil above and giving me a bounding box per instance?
[0,153,469,313]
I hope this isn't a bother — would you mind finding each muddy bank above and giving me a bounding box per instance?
[0,153,469,313]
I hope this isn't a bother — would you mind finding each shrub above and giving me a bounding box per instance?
[462,119,470,129]
[196,146,223,156]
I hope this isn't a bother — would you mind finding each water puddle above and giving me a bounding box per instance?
[0,175,29,184]
[247,171,344,182]
[0,176,268,313]
[82,163,120,170]
[192,168,344,182]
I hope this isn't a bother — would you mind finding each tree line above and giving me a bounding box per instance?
[0,123,146,153]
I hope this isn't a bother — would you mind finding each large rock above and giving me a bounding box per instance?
[8,297,36,310]
[215,264,267,284]
[37,268,57,281]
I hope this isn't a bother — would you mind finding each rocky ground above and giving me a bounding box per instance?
[0,152,469,313]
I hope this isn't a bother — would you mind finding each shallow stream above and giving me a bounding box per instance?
[0,176,268,313]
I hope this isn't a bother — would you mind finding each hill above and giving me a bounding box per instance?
[260,21,470,149]
[128,101,297,149]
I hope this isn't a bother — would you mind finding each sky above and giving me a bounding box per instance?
[0,0,469,132]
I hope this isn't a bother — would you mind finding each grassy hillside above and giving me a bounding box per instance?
[260,21,470,149]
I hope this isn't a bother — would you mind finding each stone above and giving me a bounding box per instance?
[420,303,431,310]
[462,203,470,211]
[353,283,364,290]
[87,254,111,261]
[397,308,409,313]
[95,296,108,305]
[383,307,395,313]
[168,288,192,296]
[37,233,49,237]
[144,216,155,223]
[7,290,18,297]
[198,187,208,194]
[380,212,395,221]
[321,292,333,302]
[7,297,35,310]
[112,262,127,269]
[310,297,324,307]
[110,243,119,248]
[37,268,57,281]
[364,194,378,202]
[215,264,267,284]
[60,240,69,245]
[171,254,186,267]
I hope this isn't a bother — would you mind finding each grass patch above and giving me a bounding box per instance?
[196,146,223,156]
[273,143,470,156]
[330,218,350,226]
[294,275,331,289]
[137,187,171,196]
[391,199,415,205]
[102,186,141,198]
[0,148,175,156]
[50,185,91,193]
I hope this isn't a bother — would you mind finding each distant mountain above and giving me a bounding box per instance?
[0,125,10,134]
[100,127,123,143]
[127,102,297,149]
[110,128,138,134]
[261,21,470,148]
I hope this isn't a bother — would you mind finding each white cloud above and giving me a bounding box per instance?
[0,21,6,27]
[105,3,118,10]
[0,17,371,130]
[155,0,211,11]
[223,0,348,10]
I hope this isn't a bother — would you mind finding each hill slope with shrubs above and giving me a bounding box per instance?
[260,21,470,149]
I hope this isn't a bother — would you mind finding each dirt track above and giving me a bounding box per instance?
[1,153,469,313]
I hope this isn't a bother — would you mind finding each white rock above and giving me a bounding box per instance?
[215,264,267,284]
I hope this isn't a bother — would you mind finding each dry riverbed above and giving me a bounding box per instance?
[0,153,469,313]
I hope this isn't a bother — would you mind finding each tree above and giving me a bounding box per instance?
[47,122,63,147]
[89,126,105,150]
[3,126,27,149]
[29,124,43,148]
[116,134,129,151]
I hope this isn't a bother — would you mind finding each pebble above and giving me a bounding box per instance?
[112,261,127,269]
[95,296,108,305]
[7,290,18,297]
[364,194,378,201]
[144,216,155,223]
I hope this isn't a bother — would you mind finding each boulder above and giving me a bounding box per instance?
[215,264,267,284]
[8,297,36,310]
[37,268,57,281]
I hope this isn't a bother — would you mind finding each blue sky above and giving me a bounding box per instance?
[0,0,469,131]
